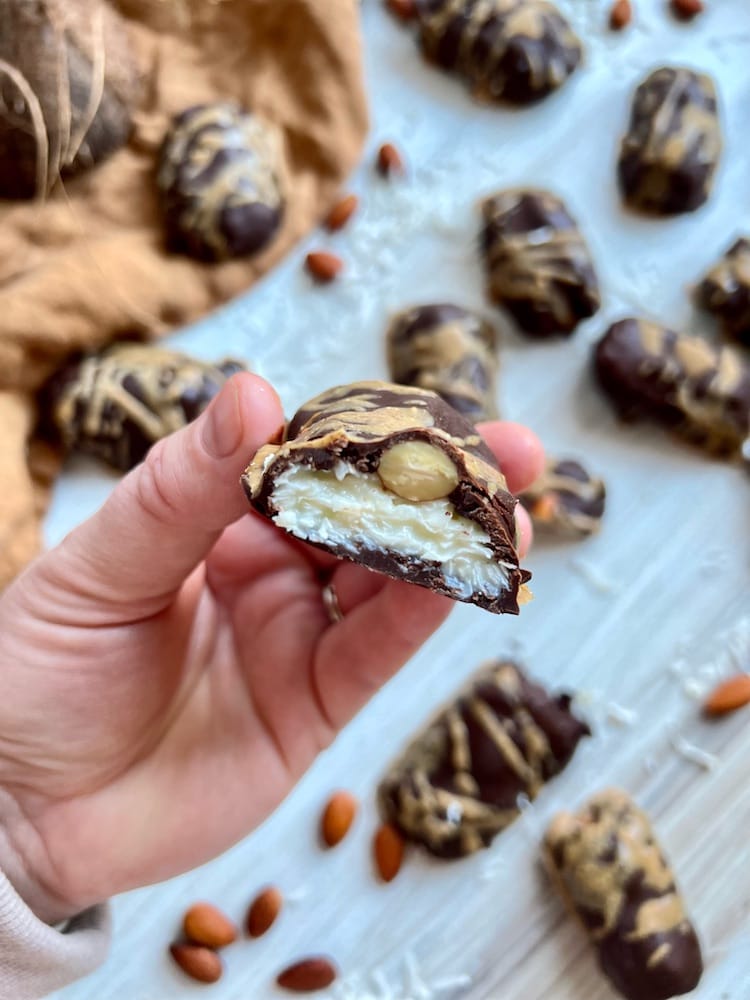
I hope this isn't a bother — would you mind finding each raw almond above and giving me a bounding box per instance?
[703,674,750,716]
[247,885,283,938]
[373,823,405,882]
[321,790,358,847]
[169,943,223,984]
[325,194,359,231]
[277,956,338,992]
[386,0,417,20]
[609,0,632,29]
[670,0,703,18]
[182,902,237,948]
[376,141,405,178]
[306,250,344,283]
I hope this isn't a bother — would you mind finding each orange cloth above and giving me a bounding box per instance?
[0,0,368,588]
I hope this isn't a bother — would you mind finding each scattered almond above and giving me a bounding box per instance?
[530,495,559,523]
[609,0,632,29]
[321,790,358,847]
[670,0,703,18]
[376,141,405,178]
[326,194,359,231]
[277,956,338,992]
[169,943,223,984]
[247,885,283,938]
[386,0,417,20]
[305,251,344,283]
[182,902,237,949]
[373,823,405,882]
[703,674,750,716]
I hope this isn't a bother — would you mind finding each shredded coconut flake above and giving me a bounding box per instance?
[568,557,620,595]
[606,702,638,727]
[671,735,720,771]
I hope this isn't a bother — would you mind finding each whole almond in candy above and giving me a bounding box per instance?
[703,674,750,717]
[386,0,417,20]
[169,943,223,984]
[670,0,703,18]
[609,0,632,28]
[326,194,358,231]
[247,885,283,938]
[376,142,405,178]
[321,790,358,847]
[183,902,237,948]
[306,250,344,283]
[373,823,405,882]
[277,956,338,992]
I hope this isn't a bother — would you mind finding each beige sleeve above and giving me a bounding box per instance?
[0,872,109,1000]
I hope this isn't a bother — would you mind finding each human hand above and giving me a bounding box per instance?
[0,373,543,923]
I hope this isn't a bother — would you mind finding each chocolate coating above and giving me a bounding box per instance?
[595,318,750,460]
[378,660,590,858]
[387,303,499,423]
[519,457,606,537]
[42,343,246,471]
[618,67,722,215]
[243,381,531,614]
[158,103,286,262]
[544,789,703,1000]
[697,238,750,347]
[481,189,600,337]
[415,0,582,105]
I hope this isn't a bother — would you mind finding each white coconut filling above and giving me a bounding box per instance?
[271,462,512,598]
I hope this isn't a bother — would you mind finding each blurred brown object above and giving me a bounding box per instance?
[0,0,368,590]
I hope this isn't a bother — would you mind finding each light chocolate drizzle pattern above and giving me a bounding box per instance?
[158,103,285,261]
[481,189,600,336]
[378,660,589,858]
[246,381,508,501]
[415,0,581,105]
[387,304,499,423]
[618,67,722,214]
[519,457,606,537]
[47,343,245,471]
[698,237,750,346]
[595,318,750,460]
[544,790,703,1000]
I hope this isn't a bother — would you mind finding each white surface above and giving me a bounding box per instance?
[49,1,750,998]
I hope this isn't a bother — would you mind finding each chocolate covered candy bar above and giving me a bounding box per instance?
[618,67,722,215]
[387,303,499,424]
[697,238,750,347]
[158,103,286,262]
[43,343,245,471]
[415,0,582,105]
[519,458,606,538]
[378,660,589,858]
[595,318,750,459]
[242,382,530,614]
[481,189,600,337]
[544,789,703,1000]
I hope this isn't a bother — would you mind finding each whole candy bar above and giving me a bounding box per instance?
[481,189,600,337]
[387,303,499,424]
[242,381,530,614]
[595,318,750,460]
[42,343,245,472]
[544,789,703,1000]
[415,0,582,105]
[618,67,722,215]
[519,458,606,538]
[158,103,286,262]
[697,238,750,347]
[378,660,590,858]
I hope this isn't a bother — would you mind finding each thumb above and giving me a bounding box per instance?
[56,372,283,609]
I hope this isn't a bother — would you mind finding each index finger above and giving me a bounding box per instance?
[476,421,545,494]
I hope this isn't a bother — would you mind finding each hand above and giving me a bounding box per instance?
[0,374,543,923]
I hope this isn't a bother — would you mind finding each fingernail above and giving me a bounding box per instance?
[202,381,243,458]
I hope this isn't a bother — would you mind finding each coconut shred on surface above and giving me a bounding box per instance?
[271,461,511,598]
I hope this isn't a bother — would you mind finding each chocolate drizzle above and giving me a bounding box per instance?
[378,660,590,858]
[519,457,606,537]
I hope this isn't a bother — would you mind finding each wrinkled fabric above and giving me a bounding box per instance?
[0,0,368,589]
